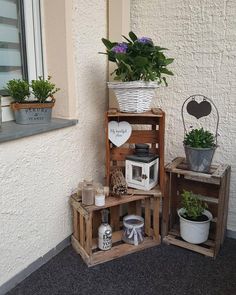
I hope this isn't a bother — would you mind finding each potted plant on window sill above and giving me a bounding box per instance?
[100,31,174,113]
[7,76,59,124]
[183,127,217,173]
[178,190,212,244]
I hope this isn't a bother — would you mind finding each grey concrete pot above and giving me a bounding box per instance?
[184,145,216,173]
[11,101,55,125]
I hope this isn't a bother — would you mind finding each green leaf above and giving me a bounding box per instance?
[164,58,174,65]
[155,46,168,51]
[133,56,149,67]
[101,38,114,50]
[129,31,138,42]
[162,77,168,86]
[121,60,133,73]
[122,35,132,43]
[160,68,174,75]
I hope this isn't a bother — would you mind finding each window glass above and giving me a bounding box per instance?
[0,0,27,95]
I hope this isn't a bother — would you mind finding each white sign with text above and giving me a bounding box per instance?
[108,121,132,147]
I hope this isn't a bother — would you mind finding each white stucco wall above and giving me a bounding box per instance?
[131,0,236,230]
[0,0,107,287]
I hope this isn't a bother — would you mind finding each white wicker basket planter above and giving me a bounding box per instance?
[108,81,159,113]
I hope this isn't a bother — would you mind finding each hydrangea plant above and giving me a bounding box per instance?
[101,31,174,85]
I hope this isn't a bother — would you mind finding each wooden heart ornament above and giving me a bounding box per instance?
[186,100,212,119]
[108,121,132,147]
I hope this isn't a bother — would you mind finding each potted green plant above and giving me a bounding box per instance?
[183,127,217,173]
[101,31,174,113]
[178,190,212,244]
[8,76,59,124]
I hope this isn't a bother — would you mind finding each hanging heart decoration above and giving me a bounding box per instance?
[108,121,132,147]
[186,100,212,119]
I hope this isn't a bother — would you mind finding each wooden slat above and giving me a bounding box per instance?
[214,171,227,255]
[70,199,89,219]
[163,235,214,257]
[105,113,110,185]
[127,186,162,197]
[177,178,220,199]
[73,208,79,240]
[80,214,85,248]
[158,111,165,194]
[85,213,92,255]
[110,147,158,161]
[165,157,185,171]
[90,237,160,266]
[145,199,151,236]
[128,201,136,215]
[162,170,170,237]
[212,164,230,178]
[221,167,231,245]
[107,110,164,118]
[153,197,160,241]
[71,235,91,265]
[110,206,120,231]
[125,130,159,144]
[84,193,160,212]
[170,173,179,228]
[136,200,142,216]
[168,228,216,247]
[92,211,101,238]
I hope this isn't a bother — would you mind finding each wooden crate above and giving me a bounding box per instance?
[71,189,161,266]
[162,157,231,257]
[105,108,165,194]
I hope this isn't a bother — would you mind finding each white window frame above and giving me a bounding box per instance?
[24,0,44,81]
[1,0,44,122]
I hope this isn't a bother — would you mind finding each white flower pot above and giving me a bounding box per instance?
[107,81,158,113]
[178,208,212,244]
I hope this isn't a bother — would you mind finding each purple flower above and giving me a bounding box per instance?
[137,37,153,45]
[112,43,128,53]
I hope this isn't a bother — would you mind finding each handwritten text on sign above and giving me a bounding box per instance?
[108,121,132,147]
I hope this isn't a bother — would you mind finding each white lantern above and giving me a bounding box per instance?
[125,144,159,191]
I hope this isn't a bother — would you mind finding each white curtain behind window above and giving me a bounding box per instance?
[0,0,25,92]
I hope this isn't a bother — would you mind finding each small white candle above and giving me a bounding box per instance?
[95,195,105,206]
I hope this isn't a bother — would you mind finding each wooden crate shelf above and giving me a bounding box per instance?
[71,109,165,266]
[105,109,165,193]
[162,157,231,258]
[71,191,161,266]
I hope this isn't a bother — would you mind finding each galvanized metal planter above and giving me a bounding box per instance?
[11,100,55,125]
[184,145,216,173]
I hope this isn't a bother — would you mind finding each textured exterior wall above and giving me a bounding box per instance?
[131,0,236,229]
[0,0,107,286]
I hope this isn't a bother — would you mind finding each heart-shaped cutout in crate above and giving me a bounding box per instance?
[108,121,132,147]
[187,100,212,119]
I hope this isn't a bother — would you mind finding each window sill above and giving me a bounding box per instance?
[0,118,78,143]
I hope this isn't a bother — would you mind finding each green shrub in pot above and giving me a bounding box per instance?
[180,190,208,221]
[183,128,217,172]
[6,79,30,103]
[31,76,60,103]
[184,128,215,149]
[7,76,60,125]
[178,190,212,244]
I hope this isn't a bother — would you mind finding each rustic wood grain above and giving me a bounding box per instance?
[163,235,214,257]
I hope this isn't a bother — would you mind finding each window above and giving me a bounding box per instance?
[0,0,43,121]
